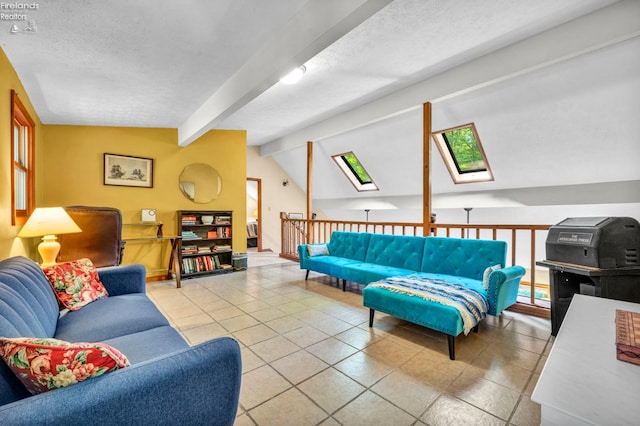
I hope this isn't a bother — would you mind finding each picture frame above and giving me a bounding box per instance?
[104,153,153,188]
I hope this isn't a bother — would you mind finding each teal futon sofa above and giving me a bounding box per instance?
[299,231,526,359]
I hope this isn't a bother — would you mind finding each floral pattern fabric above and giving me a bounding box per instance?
[0,337,129,394]
[42,258,109,310]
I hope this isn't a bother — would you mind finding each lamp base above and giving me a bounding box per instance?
[38,235,60,268]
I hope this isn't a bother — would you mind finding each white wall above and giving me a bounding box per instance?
[246,146,308,252]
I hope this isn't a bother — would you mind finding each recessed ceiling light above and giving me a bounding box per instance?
[280,65,306,85]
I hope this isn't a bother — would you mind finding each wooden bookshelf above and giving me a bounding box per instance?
[177,210,233,280]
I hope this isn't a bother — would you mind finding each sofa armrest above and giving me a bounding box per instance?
[487,265,526,316]
[97,264,147,296]
[0,337,242,426]
[298,244,311,269]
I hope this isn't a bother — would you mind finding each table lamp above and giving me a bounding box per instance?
[18,207,82,267]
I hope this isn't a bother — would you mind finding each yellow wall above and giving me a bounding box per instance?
[0,47,44,259]
[41,125,247,277]
[1,47,248,277]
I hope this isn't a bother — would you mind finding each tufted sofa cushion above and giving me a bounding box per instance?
[327,231,371,261]
[365,234,425,270]
[420,237,507,280]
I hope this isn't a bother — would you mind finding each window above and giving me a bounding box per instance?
[432,123,493,184]
[332,151,378,192]
[11,90,35,225]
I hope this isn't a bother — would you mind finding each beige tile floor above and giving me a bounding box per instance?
[147,261,553,426]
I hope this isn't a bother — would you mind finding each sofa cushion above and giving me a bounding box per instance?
[55,294,170,342]
[365,234,425,271]
[104,325,189,364]
[341,262,415,285]
[327,231,372,261]
[42,258,109,311]
[0,257,59,339]
[0,337,129,395]
[306,256,362,279]
[421,237,506,281]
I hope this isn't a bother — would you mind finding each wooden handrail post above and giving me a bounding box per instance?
[423,102,432,236]
[307,141,313,243]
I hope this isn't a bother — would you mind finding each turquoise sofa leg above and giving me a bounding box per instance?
[342,279,346,291]
[305,270,309,280]
[447,335,455,360]
[369,309,374,327]
[473,324,479,333]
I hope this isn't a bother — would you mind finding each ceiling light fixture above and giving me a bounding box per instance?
[280,65,306,85]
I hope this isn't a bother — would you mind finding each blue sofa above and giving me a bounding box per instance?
[299,232,526,359]
[0,256,241,425]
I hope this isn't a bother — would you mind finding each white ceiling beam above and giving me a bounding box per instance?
[260,0,640,157]
[178,0,393,146]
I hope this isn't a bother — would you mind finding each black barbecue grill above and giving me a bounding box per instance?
[537,217,640,335]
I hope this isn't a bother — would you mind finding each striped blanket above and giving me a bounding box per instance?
[368,275,489,335]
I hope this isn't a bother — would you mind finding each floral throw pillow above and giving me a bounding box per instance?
[42,258,109,311]
[0,337,129,394]
[483,264,502,290]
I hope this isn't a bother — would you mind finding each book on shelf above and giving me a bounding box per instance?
[181,255,219,274]
[215,216,231,225]
[214,244,231,252]
[213,255,221,269]
[207,228,231,238]
[181,231,200,240]
[181,244,198,254]
[181,215,197,225]
[220,264,232,270]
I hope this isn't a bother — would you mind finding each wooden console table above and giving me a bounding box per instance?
[123,223,182,288]
[532,294,640,425]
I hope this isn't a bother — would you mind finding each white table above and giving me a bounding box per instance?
[532,294,640,425]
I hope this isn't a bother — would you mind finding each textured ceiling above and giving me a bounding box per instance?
[1,0,618,146]
[4,0,636,214]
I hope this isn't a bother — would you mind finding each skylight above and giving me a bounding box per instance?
[332,151,378,192]
[432,123,494,184]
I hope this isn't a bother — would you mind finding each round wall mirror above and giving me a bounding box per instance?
[179,163,222,203]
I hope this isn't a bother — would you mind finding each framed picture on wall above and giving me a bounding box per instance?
[104,153,154,188]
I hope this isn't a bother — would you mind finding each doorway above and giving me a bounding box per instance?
[246,178,262,252]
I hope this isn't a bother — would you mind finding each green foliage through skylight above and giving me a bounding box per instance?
[442,127,487,173]
[432,122,494,184]
[331,151,378,192]
[342,152,372,184]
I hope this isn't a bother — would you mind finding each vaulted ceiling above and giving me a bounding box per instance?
[3,0,639,217]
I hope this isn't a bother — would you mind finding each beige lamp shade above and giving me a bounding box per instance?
[18,207,82,267]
